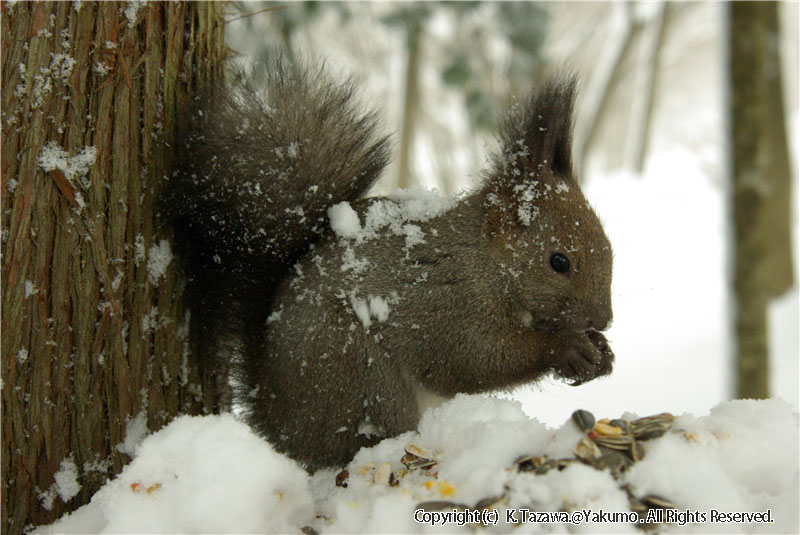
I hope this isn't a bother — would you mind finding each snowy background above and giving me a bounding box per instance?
[37,3,799,533]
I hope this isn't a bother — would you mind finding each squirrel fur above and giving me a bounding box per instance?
[163,59,614,470]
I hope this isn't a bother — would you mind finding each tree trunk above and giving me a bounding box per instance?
[728,1,793,399]
[627,2,669,174]
[575,2,634,177]
[396,23,422,190]
[1,2,226,532]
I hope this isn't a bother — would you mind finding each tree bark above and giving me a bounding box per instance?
[728,1,793,399]
[1,2,226,532]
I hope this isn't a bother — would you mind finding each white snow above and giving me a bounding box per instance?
[37,142,96,188]
[24,280,39,298]
[35,396,798,534]
[146,239,172,286]
[331,187,456,245]
[124,0,146,28]
[36,415,313,534]
[328,201,362,239]
[350,294,373,329]
[39,456,80,511]
[53,457,81,504]
[116,412,149,457]
[349,294,392,330]
[133,233,146,266]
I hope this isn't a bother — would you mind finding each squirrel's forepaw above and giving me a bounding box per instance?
[552,330,614,386]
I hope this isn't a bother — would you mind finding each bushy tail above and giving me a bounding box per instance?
[164,58,389,288]
[161,58,390,396]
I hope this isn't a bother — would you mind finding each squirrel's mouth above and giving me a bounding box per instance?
[520,309,611,334]
[520,310,549,330]
[519,310,579,332]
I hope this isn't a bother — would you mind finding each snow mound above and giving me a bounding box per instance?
[36,414,313,534]
[37,397,798,534]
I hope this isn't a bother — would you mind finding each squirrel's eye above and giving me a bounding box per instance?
[550,252,570,273]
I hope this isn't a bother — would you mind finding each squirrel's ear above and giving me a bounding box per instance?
[483,75,577,190]
[478,75,578,230]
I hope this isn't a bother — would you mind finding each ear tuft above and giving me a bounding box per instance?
[489,74,577,186]
[478,74,578,231]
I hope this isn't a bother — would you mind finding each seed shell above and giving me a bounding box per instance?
[574,436,602,463]
[374,462,392,486]
[631,413,674,440]
[475,494,506,510]
[571,409,596,432]
[610,418,630,433]
[335,469,349,488]
[641,494,677,510]
[416,500,470,511]
[595,421,624,436]
[405,444,433,459]
[515,455,547,472]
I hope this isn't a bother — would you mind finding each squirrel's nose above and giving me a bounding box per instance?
[584,303,612,332]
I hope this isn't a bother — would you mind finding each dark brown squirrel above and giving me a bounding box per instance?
[162,58,614,471]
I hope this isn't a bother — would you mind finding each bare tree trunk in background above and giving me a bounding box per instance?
[1,2,226,532]
[396,24,422,190]
[728,2,794,399]
[628,2,669,174]
[575,2,634,178]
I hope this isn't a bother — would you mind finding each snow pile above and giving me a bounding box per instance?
[37,415,313,534]
[37,396,798,534]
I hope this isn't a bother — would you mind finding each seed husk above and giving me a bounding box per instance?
[596,451,633,477]
[555,458,579,471]
[537,458,560,475]
[515,455,547,472]
[641,494,677,510]
[631,413,674,440]
[335,469,349,488]
[574,436,602,463]
[416,500,470,511]
[631,441,646,462]
[571,409,596,432]
[595,421,624,436]
[610,418,630,434]
[301,526,319,535]
[405,444,433,459]
[594,434,635,451]
[401,453,437,470]
[475,494,506,510]
[374,462,392,486]
[402,444,437,470]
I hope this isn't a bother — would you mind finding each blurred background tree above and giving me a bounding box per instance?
[728,1,794,399]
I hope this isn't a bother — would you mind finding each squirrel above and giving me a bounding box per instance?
[162,58,614,471]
